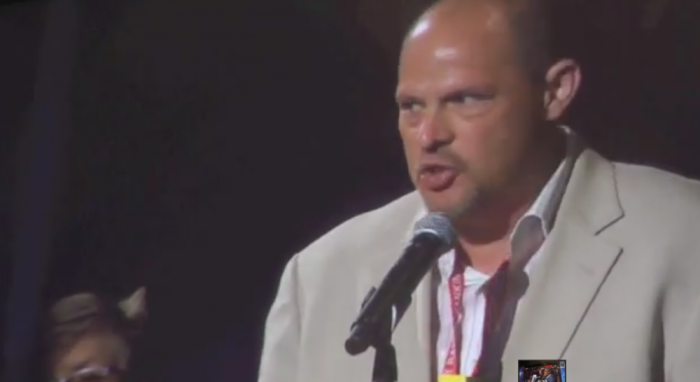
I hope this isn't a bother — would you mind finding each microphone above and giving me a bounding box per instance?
[345,213,456,355]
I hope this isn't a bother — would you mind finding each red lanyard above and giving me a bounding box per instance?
[441,257,510,376]
[442,256,466,375]
[442,221,545,376]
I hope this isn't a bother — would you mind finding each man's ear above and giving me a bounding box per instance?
[119,287,147,322]
[543,58,582,121]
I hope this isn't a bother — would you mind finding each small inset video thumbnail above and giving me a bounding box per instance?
[518,359,566,382]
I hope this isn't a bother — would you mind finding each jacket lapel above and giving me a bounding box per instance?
[503,149,624,379]
[354,146,625,382]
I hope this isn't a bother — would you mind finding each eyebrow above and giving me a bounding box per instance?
[394,93,421,103]
[394,87,414,99]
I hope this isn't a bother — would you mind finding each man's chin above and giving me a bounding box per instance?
[418,189,477,218]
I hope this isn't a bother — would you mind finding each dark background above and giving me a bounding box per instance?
[0,0,698,381]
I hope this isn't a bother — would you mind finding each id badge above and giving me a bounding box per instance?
[438,374,468,382]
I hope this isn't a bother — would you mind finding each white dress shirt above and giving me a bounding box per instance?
[411,127,577,377]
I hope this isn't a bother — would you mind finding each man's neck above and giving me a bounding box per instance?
[453,130,566,270]
[459,133,565,245]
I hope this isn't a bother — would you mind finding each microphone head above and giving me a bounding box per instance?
[413,213,456,251]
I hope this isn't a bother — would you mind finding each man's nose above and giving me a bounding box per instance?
[418,111,454,152]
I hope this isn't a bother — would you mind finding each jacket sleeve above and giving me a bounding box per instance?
[258,254,302,382]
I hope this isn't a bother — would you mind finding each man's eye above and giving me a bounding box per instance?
[459,95,481,103]
[398,101,422,112]
[449,92,493,104]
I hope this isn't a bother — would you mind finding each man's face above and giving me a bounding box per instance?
[397,3,544,217]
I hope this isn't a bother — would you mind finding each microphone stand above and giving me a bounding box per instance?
[349,287,411,382]
[369,309,397,382]
[350,288,503,382]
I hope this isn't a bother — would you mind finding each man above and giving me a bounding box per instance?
[258,0,700,381]
[544,366,557,382]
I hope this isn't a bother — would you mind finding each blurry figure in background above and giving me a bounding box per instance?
[546,367,557,382]
[47,288,147,382]
[552,365,562,382]
[530,368,540,382]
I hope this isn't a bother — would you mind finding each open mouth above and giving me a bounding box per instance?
[418,164,458,192]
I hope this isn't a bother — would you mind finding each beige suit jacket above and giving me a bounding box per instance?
[259,148,700,382]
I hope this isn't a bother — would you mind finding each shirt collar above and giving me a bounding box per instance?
[405,126,578,278]
[523,125,578,236]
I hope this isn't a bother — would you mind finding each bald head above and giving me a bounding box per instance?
[404,0,553,79]
[396,0,581,228]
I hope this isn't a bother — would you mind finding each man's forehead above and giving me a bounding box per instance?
[400,0,515,62]
[399,29,511,78]
[405,0,511,39]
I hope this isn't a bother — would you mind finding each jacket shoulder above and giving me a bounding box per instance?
[613,162,700,213]
[295,192,421,266]
[611,162,700,269]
